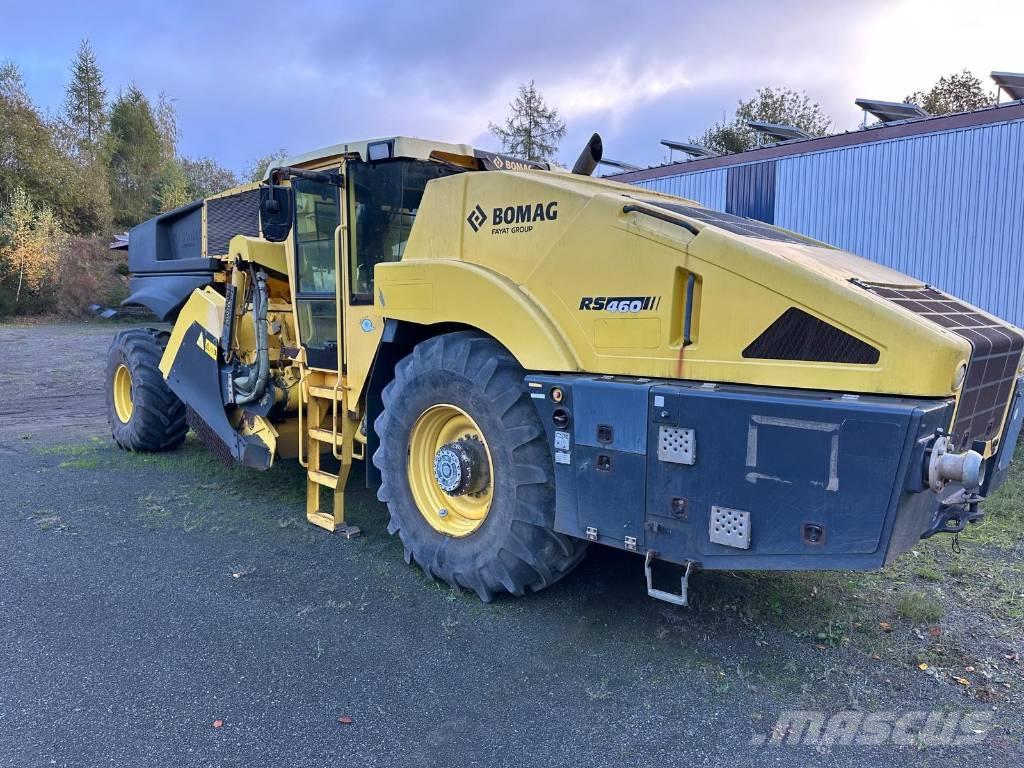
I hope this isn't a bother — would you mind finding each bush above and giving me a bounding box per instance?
[56,236,128,317]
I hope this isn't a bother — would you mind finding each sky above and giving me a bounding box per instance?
[4,0,1023,173]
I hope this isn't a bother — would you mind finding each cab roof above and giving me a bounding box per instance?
[263,136,552,179]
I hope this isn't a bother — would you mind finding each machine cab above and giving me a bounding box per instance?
[261,150,462,370]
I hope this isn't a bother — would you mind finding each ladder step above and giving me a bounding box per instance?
[308,469,340,489]
[308,385,342,400]
[308,427,344,446]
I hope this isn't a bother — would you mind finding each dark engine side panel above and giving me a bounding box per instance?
[124,199,220,321]
[528,374,954,571]
[127,200,218,275]
[123,191,263,320]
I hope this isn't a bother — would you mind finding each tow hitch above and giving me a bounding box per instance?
[921,488,986,539]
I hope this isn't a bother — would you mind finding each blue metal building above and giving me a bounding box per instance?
[611,102,1024,329]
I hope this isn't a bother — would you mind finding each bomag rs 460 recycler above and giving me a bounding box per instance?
[105,134,1024,604]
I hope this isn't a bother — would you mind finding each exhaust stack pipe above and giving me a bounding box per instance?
[571,133,603,176]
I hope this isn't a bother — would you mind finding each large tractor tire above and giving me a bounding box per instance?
[106,329,188,452]
[373,332,587,601]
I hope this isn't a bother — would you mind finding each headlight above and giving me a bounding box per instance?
[952,361,968,391]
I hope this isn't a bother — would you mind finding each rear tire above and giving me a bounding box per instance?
[373,331,586,601]
[106,329,187,452]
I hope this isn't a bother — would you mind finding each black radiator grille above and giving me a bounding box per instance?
[743,307,880,364]
[860,283,1024,451]
[186,406,236,467]
[206,188,261,256]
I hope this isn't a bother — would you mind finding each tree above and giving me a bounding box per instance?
[488,81,566,162]
[0,60,30,107]
[155,91,179,162]
[241,149,288,183]
[153,160,191,212]
[105,86,163,227]
[0,61,110,236]
[905,70,996,115]
[182,156,238,198]
[63,39,107,158]
[691,87,833,155]
[0,187,68,304]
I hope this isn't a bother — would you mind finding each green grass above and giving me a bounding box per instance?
[895,590,945,623]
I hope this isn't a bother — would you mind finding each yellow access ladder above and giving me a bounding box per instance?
[299,370,363,537]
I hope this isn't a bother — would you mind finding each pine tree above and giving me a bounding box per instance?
[63,40,107,157]
[488,81,566,163]
[105,86,163,227]
[0,60,31,107]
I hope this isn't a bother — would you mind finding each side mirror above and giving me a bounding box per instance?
[259,181,293,242]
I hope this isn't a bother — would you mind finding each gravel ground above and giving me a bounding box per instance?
[0,322,1021,767]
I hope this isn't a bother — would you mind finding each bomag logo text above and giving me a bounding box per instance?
[579,296,661,313]
[467,201,558,235]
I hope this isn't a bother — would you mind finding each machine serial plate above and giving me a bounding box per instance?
[657,426,696,465]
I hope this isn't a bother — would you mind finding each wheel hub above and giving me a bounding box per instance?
[407,404,494,537]
[113,363,134,424]
[434,438,490,496]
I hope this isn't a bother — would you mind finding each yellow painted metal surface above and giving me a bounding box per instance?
[378,170,975,400]
[112,364,133,424]
[227,235,288,276]
[406,404,493,537]
[159,287,225,378]
[160,137,1023,519]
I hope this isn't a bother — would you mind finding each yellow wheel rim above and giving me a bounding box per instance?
[407,404,494,537]
[113,363,134,424]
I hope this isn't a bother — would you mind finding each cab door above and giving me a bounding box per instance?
[292,177,342,370]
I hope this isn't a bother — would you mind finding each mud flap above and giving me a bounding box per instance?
[164,321,272,470]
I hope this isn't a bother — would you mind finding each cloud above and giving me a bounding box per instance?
[4,0,1023,171]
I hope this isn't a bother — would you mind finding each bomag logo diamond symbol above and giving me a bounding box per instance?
[493,156,505,169]
[466,204,487,232]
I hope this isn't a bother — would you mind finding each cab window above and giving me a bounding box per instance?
[294,179,340,294]
[347,159,460,304]
[293,178,340,366]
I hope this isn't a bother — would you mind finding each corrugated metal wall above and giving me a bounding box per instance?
[632,118,1024,329]
[634,168,727,210]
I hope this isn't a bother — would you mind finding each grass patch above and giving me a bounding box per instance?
[913,564,943,582]
[31,512,70,533]
[895,590,945,624]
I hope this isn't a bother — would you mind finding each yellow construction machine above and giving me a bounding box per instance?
[105,134,1024,603]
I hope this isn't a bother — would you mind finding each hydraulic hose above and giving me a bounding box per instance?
[233,270,271,406]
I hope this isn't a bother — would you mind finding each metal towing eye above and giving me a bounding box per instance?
[921,433,986,539]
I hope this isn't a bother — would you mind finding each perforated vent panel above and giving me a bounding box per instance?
[657,426,696,465]
[206,188,261,256]
[709,506,750,549]
[743,307,880,364]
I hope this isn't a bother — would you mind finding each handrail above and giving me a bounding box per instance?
[622,204,700,236]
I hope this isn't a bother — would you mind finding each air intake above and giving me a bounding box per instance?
[743,308,879,364]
